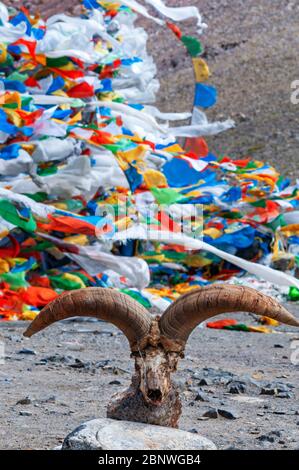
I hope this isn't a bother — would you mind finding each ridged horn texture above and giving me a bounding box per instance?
[23,288,151,350]
[160,284,299,345]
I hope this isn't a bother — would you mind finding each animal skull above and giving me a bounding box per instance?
[133,346,181,407]
[24,285,299,427]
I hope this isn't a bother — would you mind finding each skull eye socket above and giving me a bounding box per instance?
[132,351,146,358]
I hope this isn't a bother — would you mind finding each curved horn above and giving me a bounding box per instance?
[160,285,299,348]
[23,287,151,351]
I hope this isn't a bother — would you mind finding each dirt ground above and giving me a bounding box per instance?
[0,309,299,450]
[2,0,299,451]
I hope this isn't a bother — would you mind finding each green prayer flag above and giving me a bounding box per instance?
[181,35,203,57]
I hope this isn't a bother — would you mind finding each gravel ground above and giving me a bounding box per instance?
[1,309,299,450]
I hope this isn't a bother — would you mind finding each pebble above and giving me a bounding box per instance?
[17,348,36,355]
[174,378,187,391]
[194,390,210,402]
[218,408,240,420]
[249,429,260,435]
[16,397,32,405]
[228,380,247,394]
[198,378,212,386]
[188,429,198,434]
[94,360,110,369]
[257,430,282,443]
[257,435,275,443]
[41,354,73,364]
[19,411,32,416]
[193,367,235,387]
[69,358,91,369]
[39,395,56,404]
[203,408,219,419]
[260,382,293,397]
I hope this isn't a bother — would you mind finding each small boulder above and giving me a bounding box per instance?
[62,418,217,450]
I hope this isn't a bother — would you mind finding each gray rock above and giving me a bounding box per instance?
[173,378,187,392]
[276,392,293,399]
[198,378,212,386]
[94,360,110,369]
[188,428,198,434]
[218,408,240,420]
[38,395,56,404]
[228,380,246,394]
[257,431,281,443]
[17,348,36,355]
[195,390,210,402]
[203,408,219,419]
[42,354,73,364]
[261,382,293,397]
[16,396,32,405]
[62,418,217,450]
[19,411,32,416]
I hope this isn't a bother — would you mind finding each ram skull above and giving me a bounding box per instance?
[24,285,299,427]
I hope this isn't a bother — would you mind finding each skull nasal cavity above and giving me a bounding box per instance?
[147,389,162,401]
